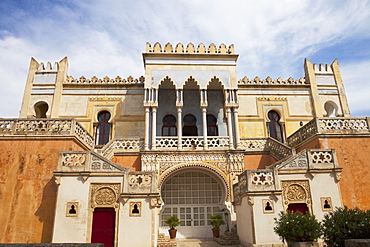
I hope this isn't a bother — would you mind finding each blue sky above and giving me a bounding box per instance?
[1,0,370,117]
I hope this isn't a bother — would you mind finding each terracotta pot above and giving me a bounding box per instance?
[168,229,177,239]
[212,228,220,238]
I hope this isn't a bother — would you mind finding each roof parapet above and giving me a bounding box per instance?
[146,42,235,54]
[313,63,333,74]
[65,75,145,84]
[36,61,59,73]
[238,76,306,85]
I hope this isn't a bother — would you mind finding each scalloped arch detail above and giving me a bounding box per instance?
[159,163,230,201]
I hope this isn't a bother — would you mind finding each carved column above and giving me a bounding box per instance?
[202,107,208,150]
[151,107,157,150]
[144,107,150,150]
[233,107,240,149]
[176,89,183,150]
[226,107,234,149]
[177,106,183,150]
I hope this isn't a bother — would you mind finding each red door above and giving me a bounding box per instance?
[287,203,309,215]
[91,208,116,247]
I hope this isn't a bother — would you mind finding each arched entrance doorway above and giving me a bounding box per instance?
[160,168,227,238]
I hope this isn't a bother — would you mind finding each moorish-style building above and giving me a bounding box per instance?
[0,42,369,247]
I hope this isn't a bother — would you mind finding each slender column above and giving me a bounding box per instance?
[226,107,234,149]
[177,107,183,150]
[151,107,157,150]
[233,107,240,149]
[144,107,150,150]
[202,107,208,150]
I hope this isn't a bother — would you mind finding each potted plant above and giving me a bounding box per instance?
[164,215,180,239]
[274,211,322,247]
[209,214,225,238]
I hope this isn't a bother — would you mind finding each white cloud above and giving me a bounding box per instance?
[341,60,370,116]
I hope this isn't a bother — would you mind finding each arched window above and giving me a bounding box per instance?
[34,101,49,118]
[95,111,111,145]
[183,114,197,136]
[162,115,177,136]
[207,115,218,136]
[324,101,338,117]
[268,110,283,142]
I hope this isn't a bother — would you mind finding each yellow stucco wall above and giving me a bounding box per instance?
[0,138,86,243]
[298,136,370,209]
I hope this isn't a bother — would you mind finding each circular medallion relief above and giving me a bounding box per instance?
[286,184,306,202]
[94,187,116,205]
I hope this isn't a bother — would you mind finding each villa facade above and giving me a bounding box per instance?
[0,42,369,247]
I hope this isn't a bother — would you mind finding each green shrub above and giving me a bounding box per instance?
[322,207,370,247]
[274,211,322,243]
[209,214,225,229]
[164,215,180,230]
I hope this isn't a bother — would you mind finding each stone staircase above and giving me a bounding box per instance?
[157,233,177,247]
[213,228,241,245]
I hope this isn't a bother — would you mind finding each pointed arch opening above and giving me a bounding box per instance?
[183,114,197,136]
[267,110,283,142]
[324,101,338,117]
[162,114,177,136]
[95,111,111,146]
[34,101,49,118]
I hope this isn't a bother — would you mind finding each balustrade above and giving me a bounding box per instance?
[59,151,126,172]
[239,138,268,151]
[101,138,143,159]
[267,137,295,160]
[235,169,276,194]
[287,117,370,147]
[0,118,94,150]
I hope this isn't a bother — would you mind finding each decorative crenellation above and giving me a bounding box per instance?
[287,117,370,148]
[36,61,58,73]
[65,75,145,84]
[238,76,306,85]
[146,42,235,54]
[0,118,94,150]
[313,63,333,74]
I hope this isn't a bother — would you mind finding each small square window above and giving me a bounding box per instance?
[130,202,142,217]
[66,202,79,217]
[321,197,333,211]
[263,199,274,214]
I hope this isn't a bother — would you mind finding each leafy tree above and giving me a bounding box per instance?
[322,207,370,247]
[274,211,322,243]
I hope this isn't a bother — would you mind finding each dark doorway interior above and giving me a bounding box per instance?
[91,208,115,247]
